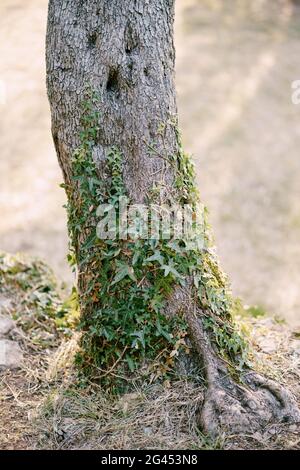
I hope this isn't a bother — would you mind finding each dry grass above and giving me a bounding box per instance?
[0,251,63,449]
[31,315,300,451]
[1,252,300,450]
[226,316,300,449]
[35,379,207,450]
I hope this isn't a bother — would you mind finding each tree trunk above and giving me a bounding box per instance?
[46,0,299,437]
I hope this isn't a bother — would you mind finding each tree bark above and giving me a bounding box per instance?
[46,0,300,437]
[46,0,176,200]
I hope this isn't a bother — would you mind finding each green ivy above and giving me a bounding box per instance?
[63,90,248,392]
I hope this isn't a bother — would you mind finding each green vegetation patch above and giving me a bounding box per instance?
[63,90,248,391]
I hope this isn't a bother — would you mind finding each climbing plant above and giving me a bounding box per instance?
[63,90,248,392]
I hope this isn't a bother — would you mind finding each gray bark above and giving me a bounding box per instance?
[46,0,176,203]
[46,0,300,437]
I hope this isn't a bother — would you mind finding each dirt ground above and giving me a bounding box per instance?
[1,0,300,326]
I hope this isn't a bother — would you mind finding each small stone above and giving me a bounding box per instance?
[144,427,152,436]
[248,400,257,411]
[289,424,298,432]
[0,339,23,370]
[258,337,277,354]
[0,315,15,337]
[290,340,300,354]
[0,296,12,314]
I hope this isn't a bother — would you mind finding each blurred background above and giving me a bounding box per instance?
[1,0,300,326]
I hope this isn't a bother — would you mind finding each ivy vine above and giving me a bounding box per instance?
[63,90,248,392]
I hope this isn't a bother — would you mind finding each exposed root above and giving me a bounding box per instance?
[200,370,300,437]
[186,302,300,438]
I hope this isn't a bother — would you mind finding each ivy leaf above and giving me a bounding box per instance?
[131,330,145,349]
[166,240,183,254]
[132,249,141,266]
[88,176,102,193]
[111,261,137,285]
[126,355,136,372]
[149,239,159,250]
[104,248,121,258]
[160,259,182,279]
[144,250,165,266]
[82,232,97,251]
[156,319,172,341]
[193,274,201,289]
[150,295,164,314]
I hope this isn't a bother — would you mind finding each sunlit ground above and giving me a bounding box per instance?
[1,0,300,325]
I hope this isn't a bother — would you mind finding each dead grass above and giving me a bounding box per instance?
[28,313,300,451]
[1,252,299,450]
[31,315,300,451]
[35,380,207,450]
[0,251,64,449]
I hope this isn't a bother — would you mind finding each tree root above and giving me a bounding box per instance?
[200,370,300,437]
[186,302,300,437]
